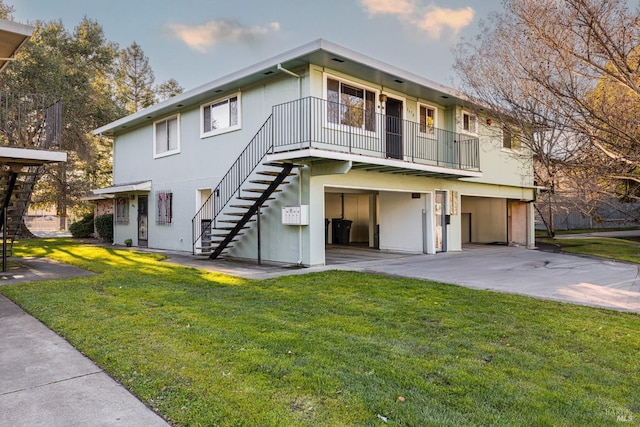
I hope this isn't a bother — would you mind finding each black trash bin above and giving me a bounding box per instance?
[325,218,330,243]
[331,218,352,245]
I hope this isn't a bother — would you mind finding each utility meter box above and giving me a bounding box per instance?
[282,205,309,225]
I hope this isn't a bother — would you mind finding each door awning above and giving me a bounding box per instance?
[92,180,152,196]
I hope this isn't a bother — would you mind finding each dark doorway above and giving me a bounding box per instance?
[138,195,148,247]
[385,97,403,159]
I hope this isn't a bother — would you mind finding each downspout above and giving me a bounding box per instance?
[277,63,301,98]
[279,63,304,264]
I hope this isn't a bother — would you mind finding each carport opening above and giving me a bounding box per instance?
[460,196,528,247]
[461,196,507,245]
[324,188,378,249]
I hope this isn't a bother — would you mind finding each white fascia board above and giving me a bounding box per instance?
[0,146,67,164]
[92,180,152,195]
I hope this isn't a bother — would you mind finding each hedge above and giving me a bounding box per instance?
[69,214,94,238]
[95,213,114,243]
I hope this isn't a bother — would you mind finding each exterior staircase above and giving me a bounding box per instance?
[199,162,295,259]
[0,93,62,253]
[192,112,299,259]
[0,165,41,248]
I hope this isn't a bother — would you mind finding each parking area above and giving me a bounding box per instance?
[157,243,640,313]
[322,244,640,313]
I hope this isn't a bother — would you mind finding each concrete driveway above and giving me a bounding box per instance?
[167,244,640,313]
[328,245,640,313]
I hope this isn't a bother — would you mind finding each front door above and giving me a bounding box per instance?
[385,97,403,159]
[138,195,148,247]
[435,191,447,252]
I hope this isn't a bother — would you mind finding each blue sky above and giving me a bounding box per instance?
[12,0,503,91]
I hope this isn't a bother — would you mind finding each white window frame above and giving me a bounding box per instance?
[502,127,521,152]
[418,102,438,137]
[115,196,129,224]
[200,92,242,138]
[153,114,180,159]
[461,110,478,135]
[323,73,379,134]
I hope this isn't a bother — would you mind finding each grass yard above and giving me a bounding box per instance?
[538,236,640,264]
[1,239,640,426]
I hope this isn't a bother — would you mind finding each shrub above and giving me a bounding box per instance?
[69,214,94,238]
[95,213,114,243]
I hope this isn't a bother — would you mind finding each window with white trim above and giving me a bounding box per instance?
[419,103,437,135]
[326,76,376,131]
[115,197,129,224]
[154,115,180,158]
[156,191,173,225]
[201,93,241,138]
[461,111,477,134]
[502,127,521,151]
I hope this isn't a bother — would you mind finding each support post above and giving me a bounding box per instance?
[2,208,6,273]
[257,205,261,265]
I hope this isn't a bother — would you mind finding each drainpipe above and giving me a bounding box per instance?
[277,63,301,98]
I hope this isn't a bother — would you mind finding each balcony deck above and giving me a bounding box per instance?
[266,97,481,178]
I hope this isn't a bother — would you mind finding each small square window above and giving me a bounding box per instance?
[201,93,241,138]
[419,104,436,135]
[503,127,521,151]
[462,111,477,134]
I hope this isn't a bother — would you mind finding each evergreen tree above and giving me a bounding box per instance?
[116,41,155,113]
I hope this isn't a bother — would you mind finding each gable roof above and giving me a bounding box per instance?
[94,39,472,137]
[0,19,33,73]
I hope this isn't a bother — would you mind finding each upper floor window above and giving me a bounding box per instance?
[326,76,376,132]
[419,104,437,135]
[502,127,521,151]
[201,93,241,138]
[461,111,477,134]
[154,115,180,158]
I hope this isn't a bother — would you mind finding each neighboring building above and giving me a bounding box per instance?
[92,39,535,266]
[0,19,66,266]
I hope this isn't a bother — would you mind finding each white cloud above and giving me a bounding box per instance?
[169,20,280,52]
[360,1,475,40]
[417,6,474,39]
[360,0,414,16]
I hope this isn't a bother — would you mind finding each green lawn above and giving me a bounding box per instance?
[2,239,639,426]
[538,236,640,264]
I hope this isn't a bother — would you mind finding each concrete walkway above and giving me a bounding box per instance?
[0,258,169,427]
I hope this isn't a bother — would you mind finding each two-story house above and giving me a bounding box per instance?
[92,39,535,266]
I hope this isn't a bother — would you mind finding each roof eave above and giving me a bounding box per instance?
[93,39,474,137]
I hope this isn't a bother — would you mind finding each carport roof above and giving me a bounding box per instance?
[0,19,33,73]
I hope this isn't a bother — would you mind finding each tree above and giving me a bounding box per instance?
[454,0,640,234]
[0,10,184,233]
[0,0,13,20]
[0,17,125,229]
[116,41,155,113]
[155,78,183,103]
